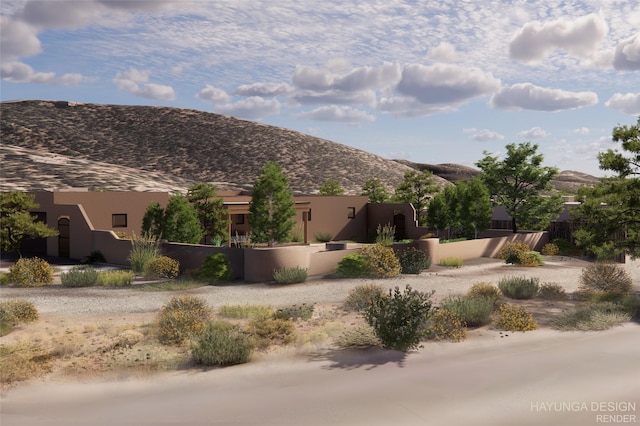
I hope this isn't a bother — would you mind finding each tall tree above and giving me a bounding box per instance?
[0,192,58,255]
[476,142,563,233]
[393,170,439,225]
[361,178,390,203]
[249,162,296,247]
[318,179,345,196]
[457,177,493,239]
[187,183,230,245]
[573,118,640,259]
[141,195,203,244]
[425,190,449,237]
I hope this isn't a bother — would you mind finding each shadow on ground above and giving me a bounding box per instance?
[309,347,408,370]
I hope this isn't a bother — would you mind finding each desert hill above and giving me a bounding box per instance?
[1,100,598,195]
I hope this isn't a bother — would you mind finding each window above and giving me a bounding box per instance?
[112,214,127,228]
[304,209,312,221]
[234,214,245,225]
[347,207,356,219]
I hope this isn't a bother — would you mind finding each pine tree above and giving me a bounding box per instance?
[187,183,230,245]
[361,178,390,203]
[0,192,58,255]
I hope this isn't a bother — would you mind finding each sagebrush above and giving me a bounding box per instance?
[272,266,308,284]
[8,257,53,287]
[441,295,493,327]
[579,263,632,296]
[398,247,430,274]
[498,276,539,299]
[191,321,253,366]
[343,284,385,312]
[362,244,401,278]
[157,296,211,345]
[493,304,538,331]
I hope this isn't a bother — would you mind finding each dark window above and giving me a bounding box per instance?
[304,209,312,221]
[112,214,128,228]
[234,214,245,225]
[347,207,356,219]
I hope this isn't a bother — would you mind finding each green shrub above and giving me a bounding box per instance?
[0,272,10,286]
[579,263,633,296]
[441,295,493,327]
[191,321,253,366]
[540,243,560,256]
[552,238,572,255]
[273,304,314,321]
[218,304,274,321]
[128,234,160,274]
[0,299,39,326]
[552,302,632,331]
[537,283,568,301]
[363,285,434,351]
[315,232,333,242]
[157,296,211,345]
[519,251,544,267]
[398,247,431,274]
[83,250,106,264]
[96,270,135,286]
[272,266,308,284]
[498,276,540,299]
[497,241,530,264]
[144,256,180,279]
[427,308,466,342]
[343,284,385,312]
[439,257,463,268]
[334,325,382,348]
[493,304,538,331]
[362,244,401,278]
[60,266,99,287]
[198,252,232,283]
[375,223,395,246]
[466,282,503,309]
[335,253,371,278]
[248,318,296,349]
[8,257,54,287]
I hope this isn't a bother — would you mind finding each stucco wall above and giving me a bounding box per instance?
[92,231,133,265]
[296,196,369,242]
[160,243,245,280]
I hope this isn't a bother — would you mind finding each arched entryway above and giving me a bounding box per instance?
[58,217,70,258]
[393,212,406,241]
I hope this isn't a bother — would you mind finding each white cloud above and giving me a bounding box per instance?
[518,126,548,139]
[291,89,377,106]
[571,127,591,135]
[197,85,231,103]
[1,61,88,85]
[428,42,458,62]
[234,82,293,97]
[613,34,640,70]
[464,128,505,142]
[0,17,41,61]
[605,92,640,115]
[113,68,176,101]
[292,62,401,92]
[377,95,455,118]
[296,105,375,125]
[509,12,607,63]
[490,83,598,111]
[395,63,500,105]
[215,96,281,119]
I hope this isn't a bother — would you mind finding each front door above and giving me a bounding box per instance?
[58,218,70,258]
[393,213,406,240]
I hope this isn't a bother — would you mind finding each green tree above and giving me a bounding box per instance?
[318,179,345,196]
[187,183,230,245]
[249,162,296,247]
[476,142,563,233]
[573,118,640,260]
[393,170,439,225]
[425,191,448,236]
[142,195,203,244]
[361,178,390,203]
[0,192,58,255]
[457,177,493,239]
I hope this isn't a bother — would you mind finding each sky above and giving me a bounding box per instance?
[1,1,639,177]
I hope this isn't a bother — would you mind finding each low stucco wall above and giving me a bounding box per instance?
[92,231,133,265]
[160,243,245,280]
[244,246,311,282]
[308,248,361,277]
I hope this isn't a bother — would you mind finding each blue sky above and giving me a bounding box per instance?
[1,0,639,176]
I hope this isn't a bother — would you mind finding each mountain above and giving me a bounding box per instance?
[1,100,598,194]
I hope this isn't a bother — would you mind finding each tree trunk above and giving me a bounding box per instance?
[511,217,518,233]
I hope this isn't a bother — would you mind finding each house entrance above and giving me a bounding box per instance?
[393,212,406,240]
[58,217,70,258]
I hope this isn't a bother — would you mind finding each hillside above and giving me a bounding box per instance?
[1,100,598,194]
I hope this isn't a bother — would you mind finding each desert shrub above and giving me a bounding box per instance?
[0,342,53,387]
[315,232,333,242]
[96,270,135,286]
[248,318,296,349]
[83,250,106,264]
[334,325,382,348]
[375,223,396,246]
[537,283,568,301]
[272,266,308,284]
[441,295,493,327]
[540,243,560,256]
[439,257,463,268]
[0,299,39,326]
[60,266,99,287]
[552,238,572,254]
[496,241,530,264]
[273,303,314,321]
[398,247,431,274]
[343,284,385,312]
[363,285,434,351]
[198,252,233,283]
[576,293,640,317]
[519,251,544,267]
[8,257,54,287]
[144,256,179,279]
[362,244,401,278]
[0,272,9,286]
[552,302,632,331]
[191,321,253,366]
[493,304,538,331]
[466,282,503,309]
[157,296,211,345]
[128,234,160,274]
[427,308,466,342]
[218,304,273,321]
[335,253,371,278]
[498,276,540,299]
[579,263,633,296]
